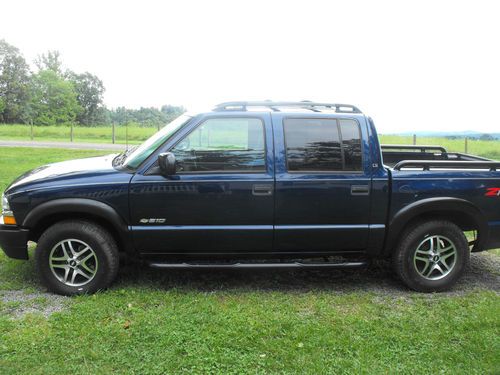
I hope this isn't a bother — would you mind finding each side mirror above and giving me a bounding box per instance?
[158,152,176,176]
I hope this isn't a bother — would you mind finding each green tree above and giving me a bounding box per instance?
[161,104,186,123]
[67,71,105,125]
[35,50,63,76]
[30,70,82,125]
[480,134,494,141]
[0,39,31,123]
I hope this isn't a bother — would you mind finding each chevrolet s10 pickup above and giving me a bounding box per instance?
[1,101,499,295]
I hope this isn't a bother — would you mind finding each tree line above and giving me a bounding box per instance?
[0,40,185,127]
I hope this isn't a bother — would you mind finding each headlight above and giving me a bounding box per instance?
[1,193,16,225]
[1,194,11,214]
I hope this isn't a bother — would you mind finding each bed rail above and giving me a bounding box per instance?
[381,144,447,153]
[393,160,500,171]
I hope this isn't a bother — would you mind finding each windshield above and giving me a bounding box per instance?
[121,114,192,169]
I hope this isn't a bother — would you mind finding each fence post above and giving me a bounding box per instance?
[465,137,468,154]
[112,122,115,144]
[413,134,417,145]
[126,123,128,150]
[157,123,160,132]
[70,123,74,142]
[30,120,34,141]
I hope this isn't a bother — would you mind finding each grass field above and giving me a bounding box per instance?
[0,147,499,374]
[1,124,500,160]
[0,124,157,145]
[380,135,500,160]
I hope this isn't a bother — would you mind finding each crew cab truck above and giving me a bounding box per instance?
[1,101,500,296]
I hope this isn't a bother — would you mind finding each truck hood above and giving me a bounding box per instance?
[6,154,121,193]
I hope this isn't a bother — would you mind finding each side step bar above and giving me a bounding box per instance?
[148,261,369,269]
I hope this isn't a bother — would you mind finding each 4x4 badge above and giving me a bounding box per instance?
[485,188,500,197]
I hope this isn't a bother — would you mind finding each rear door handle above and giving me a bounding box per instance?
[252,184,273,196]
[351,185,370,196]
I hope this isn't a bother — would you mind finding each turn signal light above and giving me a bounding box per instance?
[3,216,16,225]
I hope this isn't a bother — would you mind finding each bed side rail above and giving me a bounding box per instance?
[381,144,448,153]
[393,160,500,171]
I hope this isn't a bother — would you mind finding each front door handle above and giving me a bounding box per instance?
[252,184,273,196]
[351,185,370,196]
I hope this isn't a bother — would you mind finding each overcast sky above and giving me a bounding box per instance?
[1,0,499,133]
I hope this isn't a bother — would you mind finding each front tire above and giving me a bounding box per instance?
[35,220,119,296]
[393,220,469,292]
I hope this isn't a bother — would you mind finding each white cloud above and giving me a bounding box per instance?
[1,0,499,133]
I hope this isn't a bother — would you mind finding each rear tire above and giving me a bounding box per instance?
[392,220,469,292]
[35,220,119,296]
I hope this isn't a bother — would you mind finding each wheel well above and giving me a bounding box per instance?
[28,212,127,253]
[397,210,480,250]
[408,210,478,232]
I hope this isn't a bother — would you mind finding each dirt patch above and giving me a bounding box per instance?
[0,290,69,318]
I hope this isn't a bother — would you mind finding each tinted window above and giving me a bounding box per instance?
[339,119,363,171]
[284,118,362,172]
[172,118,265,173]
[284,118,342,171]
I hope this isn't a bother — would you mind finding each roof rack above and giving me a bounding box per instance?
[214,101,362,113]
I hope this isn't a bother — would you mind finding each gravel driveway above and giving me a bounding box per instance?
[1,252,498,318]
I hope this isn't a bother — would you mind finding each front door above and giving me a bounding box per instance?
[129,114,274,255]
[273,114,373,252]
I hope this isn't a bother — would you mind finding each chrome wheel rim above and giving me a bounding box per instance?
[413,235,457,281]
[49,239,98,287]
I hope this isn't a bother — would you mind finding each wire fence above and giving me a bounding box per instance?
[0,124,496,158]
[0,123,158,145]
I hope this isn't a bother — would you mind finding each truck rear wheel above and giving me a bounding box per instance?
[35,220,119,296]
[392,220,469,292]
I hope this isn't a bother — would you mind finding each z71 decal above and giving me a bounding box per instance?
[485,188,500,197]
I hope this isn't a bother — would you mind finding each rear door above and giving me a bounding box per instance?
[129,113,275,254]
[273,114,373,252]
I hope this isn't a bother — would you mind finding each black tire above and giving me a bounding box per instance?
[35,220,119,296]
[392,220,469,292]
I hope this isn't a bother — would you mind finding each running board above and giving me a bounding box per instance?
[148,261,368,269]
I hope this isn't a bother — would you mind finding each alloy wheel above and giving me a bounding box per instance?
[49,239,98,287]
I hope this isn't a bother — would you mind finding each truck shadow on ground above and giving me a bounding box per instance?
[117,253,500,296]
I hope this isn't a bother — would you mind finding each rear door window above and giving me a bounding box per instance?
[283,118,362,172]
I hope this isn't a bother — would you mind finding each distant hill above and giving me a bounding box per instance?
[387,131,500,140]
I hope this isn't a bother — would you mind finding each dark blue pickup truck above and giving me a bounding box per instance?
[1,101,500,295]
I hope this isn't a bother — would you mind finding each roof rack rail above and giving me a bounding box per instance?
[214,101,362,113]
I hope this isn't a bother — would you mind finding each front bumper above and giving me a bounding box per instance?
[0,223,29,260]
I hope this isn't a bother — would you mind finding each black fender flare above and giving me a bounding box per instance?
[23,198,134,254]
[384,197,488,255]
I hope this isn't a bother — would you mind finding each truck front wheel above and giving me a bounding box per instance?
[393,220,469,292]
[35,220,119,296]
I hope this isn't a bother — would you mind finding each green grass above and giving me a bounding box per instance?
[0,123,157,145]
[0,147,106,193]
[0,148,499,374]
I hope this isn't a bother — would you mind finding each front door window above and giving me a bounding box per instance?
[172,117,266,173]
